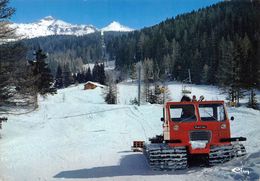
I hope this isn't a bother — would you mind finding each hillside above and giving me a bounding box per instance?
[0,82,259,181]
[18,1,260,90]
[21,31,128,73]
[107,0,260,88]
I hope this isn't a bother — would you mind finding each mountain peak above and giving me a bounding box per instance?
[43,16,55,21]
[110,21,121,26]
[101,21,133,32]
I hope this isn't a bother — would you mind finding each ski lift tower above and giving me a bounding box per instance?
[182,69,192,95]
[101,30,108,67]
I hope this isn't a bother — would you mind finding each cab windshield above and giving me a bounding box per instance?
[170,104,197,122]
[198,103,226,121]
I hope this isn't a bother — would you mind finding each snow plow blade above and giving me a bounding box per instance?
[131,141,145,152]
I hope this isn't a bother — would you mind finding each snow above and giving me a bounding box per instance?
[11,16,97,39]
[0,82,259,181]
[11,17,133,39]
[101,21,134,32]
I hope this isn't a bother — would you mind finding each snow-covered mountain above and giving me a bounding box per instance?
[101,21,133,32]
[11,16,97,39]
[11,16,133,39]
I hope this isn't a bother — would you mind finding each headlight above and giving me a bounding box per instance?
[173,125,179,131]
[221,124,227,129]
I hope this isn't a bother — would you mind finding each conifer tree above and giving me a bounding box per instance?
[54,64,63,89]
[0,0,16,43]
[0,0,16,107]
[162,85,171,103]
[105,83,117,104]
[248,88,258,110]
[201,64,209,84]
[34,49,57,95]
[129,63,137,81]
[76,72,85,83]
[99,63,106,85]
[0,43,28,106]
[63,64,74,87]
[85,67,92,82]
[92,62,99,82]
[92,63,106,85]
[104,73,117,104]
[217,39,237,103]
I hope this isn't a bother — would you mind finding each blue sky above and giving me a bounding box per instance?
[10,0,222,29]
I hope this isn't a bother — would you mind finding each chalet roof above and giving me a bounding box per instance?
[84,81,106,88]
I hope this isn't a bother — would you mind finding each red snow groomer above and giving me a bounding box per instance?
[132,98,246,170]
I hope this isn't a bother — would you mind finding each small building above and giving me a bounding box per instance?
[84,81,105,90]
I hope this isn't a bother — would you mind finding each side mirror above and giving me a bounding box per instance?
[230,116,234,121]
[161,117,164,122]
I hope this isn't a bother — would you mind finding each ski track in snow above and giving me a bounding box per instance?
[0,82,259,181]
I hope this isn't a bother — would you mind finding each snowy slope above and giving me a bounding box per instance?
[0,82,259,181]
[11,17,133,39]
[101,21,133,32]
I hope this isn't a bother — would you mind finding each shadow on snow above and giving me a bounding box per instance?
[53,153,200,179]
